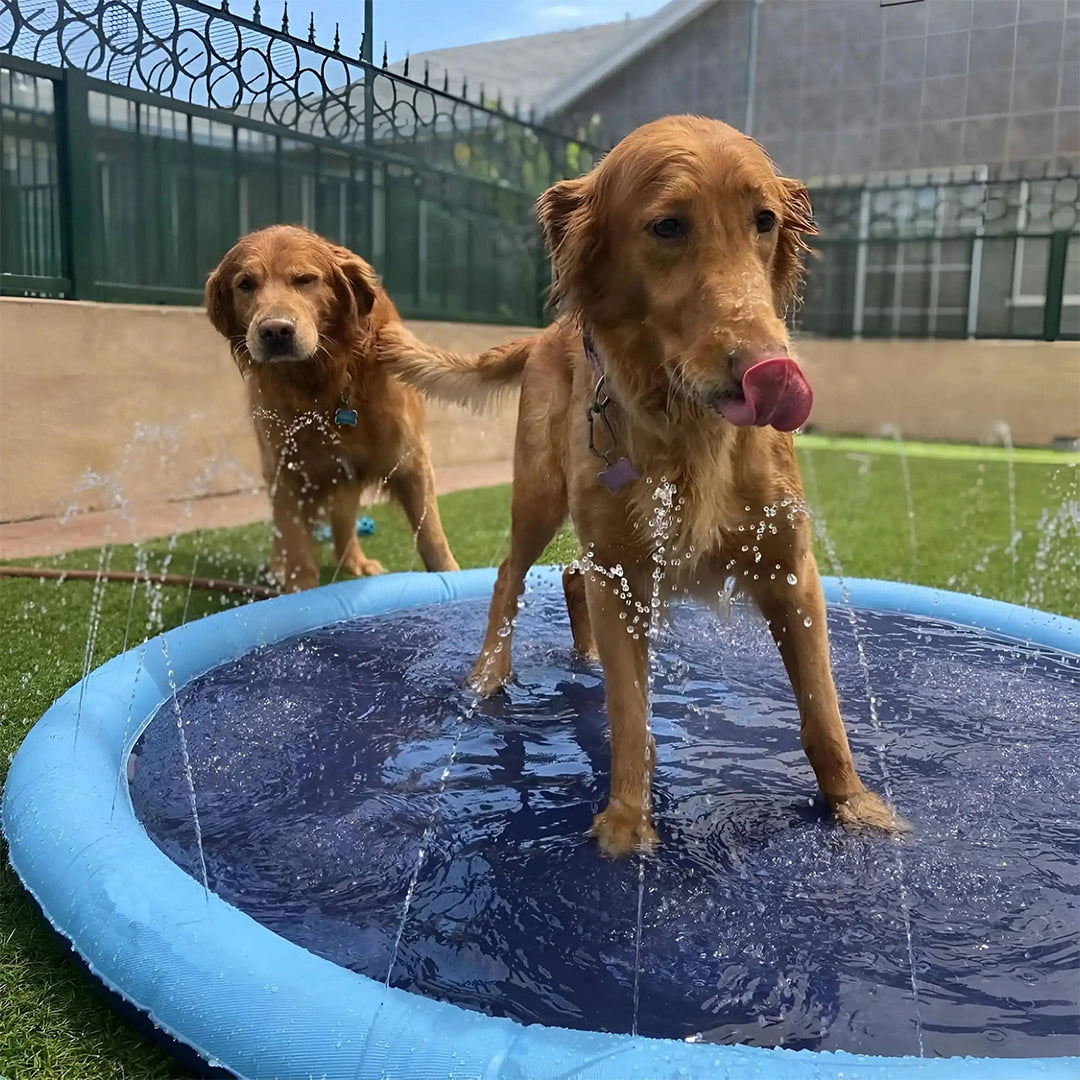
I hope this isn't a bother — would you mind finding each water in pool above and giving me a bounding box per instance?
[129,589,1080,1059]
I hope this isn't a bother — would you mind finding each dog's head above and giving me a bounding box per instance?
[537,115,816,431]
[205,225,380,379]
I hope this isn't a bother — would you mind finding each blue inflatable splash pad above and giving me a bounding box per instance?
[3,568,1078,1079]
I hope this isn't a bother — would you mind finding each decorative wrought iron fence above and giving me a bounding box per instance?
[0,0,603,323]
[2,2,1078,338]
[798,167,1080,341]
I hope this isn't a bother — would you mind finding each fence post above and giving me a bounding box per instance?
[54,68,95,298]
[1042,232,1068,341]
[965,165,988,338]
[852,189,870,339]
[362,0,375,257]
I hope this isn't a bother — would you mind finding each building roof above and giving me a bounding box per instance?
[533,0,716,119]
[386,1,721,122]
[387,17,646,115]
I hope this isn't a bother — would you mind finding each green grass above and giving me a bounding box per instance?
[1,447,1077,1078]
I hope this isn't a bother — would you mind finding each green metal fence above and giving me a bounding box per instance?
[2,2,1077,338]
[799,169,1080,342]
[0,0,602,324]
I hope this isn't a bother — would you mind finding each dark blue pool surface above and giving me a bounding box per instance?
[129,590,1080,1060]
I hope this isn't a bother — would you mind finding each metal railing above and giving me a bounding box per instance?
[798,167,1080,341]
[0,0,603,323]
[2,2,1077,338]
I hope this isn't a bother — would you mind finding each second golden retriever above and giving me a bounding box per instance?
[382,116,907,855]
[205,225,458,591]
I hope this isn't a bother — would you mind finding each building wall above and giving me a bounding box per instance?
[559,1,752,150]
[1,297,1076,523]
[554,0,1080,178]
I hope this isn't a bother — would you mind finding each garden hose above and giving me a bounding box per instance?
[0,565,280,599]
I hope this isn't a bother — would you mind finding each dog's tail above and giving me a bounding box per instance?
[379,323,537,411]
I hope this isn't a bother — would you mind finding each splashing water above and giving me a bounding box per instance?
[563,480,682,1035]
[110,544,154,819]
[159,636,208,897]
[130,592,1080,1057]
[809,507,925,1056]
[14,404,1080,1064]
[988,420,1020,591]
[382,617,516,993]
[634,477,679,1034]
[406,500,430,575]
[73,544,114,749]
[881,423,918,576]
[112,637,149,821]
[1025,497,1080,611]
[797,441,824,516]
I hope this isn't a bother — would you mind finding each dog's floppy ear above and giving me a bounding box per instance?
[329,244,380,322]
[536,175,598,316]
[772,176,816,317]
[204,249,239,340]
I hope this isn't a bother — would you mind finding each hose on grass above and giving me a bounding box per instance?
[0,565,281,599]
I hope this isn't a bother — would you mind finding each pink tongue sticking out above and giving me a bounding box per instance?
[718,357,813,432]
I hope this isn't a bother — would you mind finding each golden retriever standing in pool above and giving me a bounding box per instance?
[205,226,458,591]
[381,116,907,855]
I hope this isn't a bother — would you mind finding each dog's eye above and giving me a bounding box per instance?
[236,277,256,293]
[651,217,685,240]
[292,273,318,287]
[755,210,777,234]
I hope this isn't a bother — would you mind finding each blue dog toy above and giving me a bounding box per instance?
[313,516,376,543]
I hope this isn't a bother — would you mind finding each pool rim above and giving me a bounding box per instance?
[2,567,1077,1080]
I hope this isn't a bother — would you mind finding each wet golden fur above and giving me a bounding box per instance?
[205,225,458,590]
[383,117,907,855]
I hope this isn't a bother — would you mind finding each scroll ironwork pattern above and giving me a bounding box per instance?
[0,0,602,191]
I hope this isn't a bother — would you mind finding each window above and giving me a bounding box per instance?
[1010,181,1080,310]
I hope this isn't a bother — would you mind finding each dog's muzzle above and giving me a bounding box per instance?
[251,318,300,361]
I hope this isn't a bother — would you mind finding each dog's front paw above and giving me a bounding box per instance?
[588,799,658,857]
[468,651,511,697]
[832,790,911,835]
[345,556,384,577]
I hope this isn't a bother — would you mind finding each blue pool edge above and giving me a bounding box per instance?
[2,568,1077,1080]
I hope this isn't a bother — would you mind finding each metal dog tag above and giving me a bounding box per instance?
[597,457,639,491]
[334,407,358,426]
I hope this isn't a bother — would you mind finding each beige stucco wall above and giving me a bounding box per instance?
[0,299,524,522]
[795,337,1080,448]
[1,296,1077,523]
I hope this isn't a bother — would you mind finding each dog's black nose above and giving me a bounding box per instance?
[259,318,295,351]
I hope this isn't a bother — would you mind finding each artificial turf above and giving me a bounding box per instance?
[0,444,1077,1078]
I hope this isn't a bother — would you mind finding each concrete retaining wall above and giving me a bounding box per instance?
[1,296,1076,523]
[0,300,523,522]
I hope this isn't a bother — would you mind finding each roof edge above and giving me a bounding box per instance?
[533,0,720,120]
